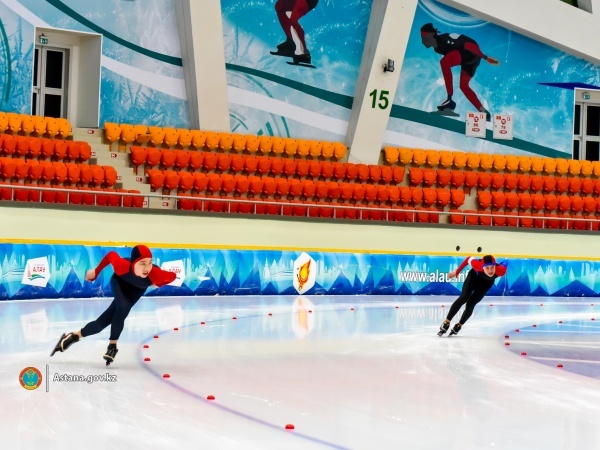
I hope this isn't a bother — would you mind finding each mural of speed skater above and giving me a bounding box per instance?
[420,23,500,121]
[272,0,319,65]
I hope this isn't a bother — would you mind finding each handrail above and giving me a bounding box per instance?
[0,183,598,230]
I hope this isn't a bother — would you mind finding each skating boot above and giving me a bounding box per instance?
[270,38,296,57]
[437,98,456,112]
[448,323,462,336]
[437,321,450,337]
[292,51,312,65]
[277,38,295,52]
[50,332,79,356]
[103,344,119,366]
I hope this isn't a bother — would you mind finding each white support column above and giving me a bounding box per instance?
[346,0,419,164]
[175,0,230,131]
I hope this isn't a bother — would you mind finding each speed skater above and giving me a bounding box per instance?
[438,255,507,337]
[50,245,176,365]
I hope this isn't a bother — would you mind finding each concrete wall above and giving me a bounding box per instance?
[2,205,597,260]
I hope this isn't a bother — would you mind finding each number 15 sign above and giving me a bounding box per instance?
[493,114,514,140]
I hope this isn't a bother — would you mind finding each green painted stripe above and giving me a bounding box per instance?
[45,0,182,66]
[390,105,566,158]
[226,64,565,158]
[226,63,353,109]
[0,19,11,103]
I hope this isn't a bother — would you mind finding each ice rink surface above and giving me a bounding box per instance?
[1,295,599,450]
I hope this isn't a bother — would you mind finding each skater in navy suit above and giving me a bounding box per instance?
[51,245,176,365]
[438,255,507,336]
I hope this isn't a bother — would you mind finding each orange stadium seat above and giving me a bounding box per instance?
[466,152,480,170]
[129,145,148,169]
[412,149,426,166]
[452,151,467,169]
[161,150,177,170]
[283,159,298,178]
[450,170,465,189]
[505,155,519,172]
[477,172,491,190]
[392,167,405,184]
[542,176,556,193]
[439,150,454,168]
[332,142,347,160]
[569,178,582,195]
[409,168,423,186]
[384,147,399,164]
[437,169,451,188]
[478,191,492,209]
[284,138,298,157]
[555,158,569,176]
[517,175,531,192]
[464,172,478,191]
[530,175,543,193]
[530,157,544,173]
[491,192,506,209]
[380,166,393,184]
[321,142,334,159]
[504,174,518,191]
[204,131,220,151]
[555,177,569,194]
[398,148,413,165]
[450,188,465,208]
[426,150,440,167]
[518,156,532,173]
[479,153,493,171]
[436,188,450,207]
[568,159,581,177]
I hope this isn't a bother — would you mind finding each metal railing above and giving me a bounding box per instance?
[1,183,599,231]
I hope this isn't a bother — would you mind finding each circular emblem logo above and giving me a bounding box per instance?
[19,367,43,390]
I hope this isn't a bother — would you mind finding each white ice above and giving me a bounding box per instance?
[1,295,599,450]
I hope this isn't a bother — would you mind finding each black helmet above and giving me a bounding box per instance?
[420,23,438,34]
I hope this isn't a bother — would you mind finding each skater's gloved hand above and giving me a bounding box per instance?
[486,56,500,66]
[447,270,457,279]
[85,269,97,282]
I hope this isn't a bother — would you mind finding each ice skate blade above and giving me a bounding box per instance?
[270,50,295,57]
[286,61,316,69]
[430,110,460,117]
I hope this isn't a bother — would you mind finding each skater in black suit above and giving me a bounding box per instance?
[438,255,507,336]
[421,23,499,120]
[51,245,176,365]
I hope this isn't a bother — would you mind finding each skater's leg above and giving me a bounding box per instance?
[440,51,461,98]
[108,278,135,342]
[80,299,117,337]
[446,269,475,321]
[275,0,296,39]
[459,70,483,111]
[457,288,488,325]
[289,0,311,55]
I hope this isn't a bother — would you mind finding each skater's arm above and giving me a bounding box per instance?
[448,256,471,279]
[148,266,177,287]
[494,261,508,277]
[87,251,130,280]
[464,41,499,65]
[464,41,486,59]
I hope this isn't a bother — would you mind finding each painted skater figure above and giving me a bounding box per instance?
[420,23,500,120]
[272,0,319,66]
[50,245,176,365]
[438,255,507,336]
